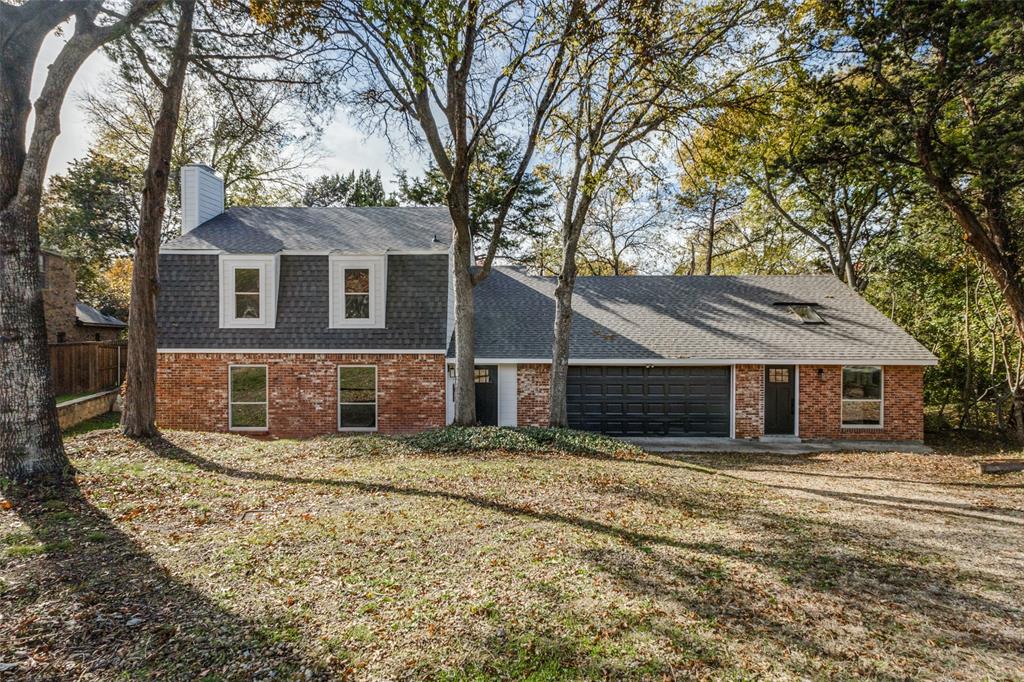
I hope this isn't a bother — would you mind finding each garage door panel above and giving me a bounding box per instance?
[566,366,730,436]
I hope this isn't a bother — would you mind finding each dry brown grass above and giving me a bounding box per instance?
[2,428,1022,680]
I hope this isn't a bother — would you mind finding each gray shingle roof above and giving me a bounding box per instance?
[157,254,448,349]
[161,206,453,253]
[457,268,936,363]
[75,302,127,328]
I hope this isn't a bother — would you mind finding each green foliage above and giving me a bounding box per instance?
[396,136,554,262]
[302,169,397,207]
[404,426,644,458]
[39,152,144,316]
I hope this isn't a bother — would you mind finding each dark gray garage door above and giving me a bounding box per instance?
[566,366,730,436]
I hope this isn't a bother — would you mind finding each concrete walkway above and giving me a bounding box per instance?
[625,436,933,455]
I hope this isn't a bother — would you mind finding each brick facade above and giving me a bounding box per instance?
[156,352,445,438]
[516,363,550,427]
[798,365,924,441]
[733,364,764,438]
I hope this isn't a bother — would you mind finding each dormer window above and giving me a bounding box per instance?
[344,268,370,319]
[789,304,825,324]
[775,301,825,324]
[219,255,277,329]
[234,268,261,319]
[329,254,386,328]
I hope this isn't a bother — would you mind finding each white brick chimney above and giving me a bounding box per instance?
[180,164,224,233]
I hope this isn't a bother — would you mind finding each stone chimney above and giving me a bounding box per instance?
[180,164,224,234]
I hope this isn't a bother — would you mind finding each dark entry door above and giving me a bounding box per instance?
[566,366,730,436]
[764,366,795,435]
[474,365,498,426]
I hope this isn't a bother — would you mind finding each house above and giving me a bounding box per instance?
[40,249,127,343]
[156,165,937,441]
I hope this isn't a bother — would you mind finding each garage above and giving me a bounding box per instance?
[566,366,731,436]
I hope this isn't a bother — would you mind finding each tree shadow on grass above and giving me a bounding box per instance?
[138,435,1024,678]
[1,476,334,680]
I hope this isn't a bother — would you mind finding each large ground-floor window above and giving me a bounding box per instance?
[229,365,268,430]
[339,365,377,430]
[842,366,882,426]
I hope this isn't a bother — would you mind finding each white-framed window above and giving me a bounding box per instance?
[329,254,386,328]
[842,366,883,427]
[229,364,268,431]
[338,365,377,431]
[219,255,277,329]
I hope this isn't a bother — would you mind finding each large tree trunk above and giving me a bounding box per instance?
[549,259,577,427]
[704,187,718,276]
[122,0,196,438]
[549,208,588,427]
[0,1,158,479]
[447,161,478,425]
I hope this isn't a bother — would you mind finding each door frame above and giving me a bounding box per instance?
[763,364,799,436]
[473,364,499,426]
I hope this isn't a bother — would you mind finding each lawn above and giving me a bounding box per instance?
[2,428,1022,680]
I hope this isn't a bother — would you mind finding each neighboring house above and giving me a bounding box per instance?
[40,249,127,343]
[156,165,937,442]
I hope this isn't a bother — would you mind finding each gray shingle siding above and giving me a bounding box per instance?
[157,253,449,349]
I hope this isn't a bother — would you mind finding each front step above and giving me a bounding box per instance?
[759,435,802,443]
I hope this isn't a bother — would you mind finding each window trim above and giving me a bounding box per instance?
[337,364,378,432]
[328,254,387,329]
[840,365,884,429]
[219,255,277,329]
[228,364,269,432]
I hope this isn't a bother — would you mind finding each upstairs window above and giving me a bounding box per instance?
[842,366,882,426]
[344,268,370,319]
[219,255,276,329]
[329,255,386,328]
[234,268,261,319]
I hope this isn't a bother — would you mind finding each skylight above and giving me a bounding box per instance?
[788,304,825,324]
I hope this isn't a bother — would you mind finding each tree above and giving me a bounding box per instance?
[39,152,144,309]
[303,170,396,207]
[82,71,319,225]
[812,0,1024,435]
[253,0,584,424]
[545,0,776,426]
[576,173,669,275]
[1,0,161,480]
[122,0,197,437]
[685,75,908,290]
[395,136,555,266]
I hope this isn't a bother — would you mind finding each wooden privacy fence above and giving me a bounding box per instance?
[50,342,126,397]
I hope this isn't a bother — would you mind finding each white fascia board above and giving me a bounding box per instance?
[162,248,452,256]
[447,357,938,366]
[159,348,447,354]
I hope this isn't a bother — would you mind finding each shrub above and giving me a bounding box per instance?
[404,426,643,457]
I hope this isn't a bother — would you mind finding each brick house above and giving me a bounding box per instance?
[157,165,936,442]
[41,249,126,343]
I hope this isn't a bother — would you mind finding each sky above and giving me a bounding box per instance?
[35,26,424,193]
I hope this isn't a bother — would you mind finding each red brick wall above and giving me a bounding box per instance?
[156,352,445,437]
[798,365,924,441]
[517,363,550,427]
[734,364,764,438]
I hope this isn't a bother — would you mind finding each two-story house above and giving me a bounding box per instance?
[156,165,936,442]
